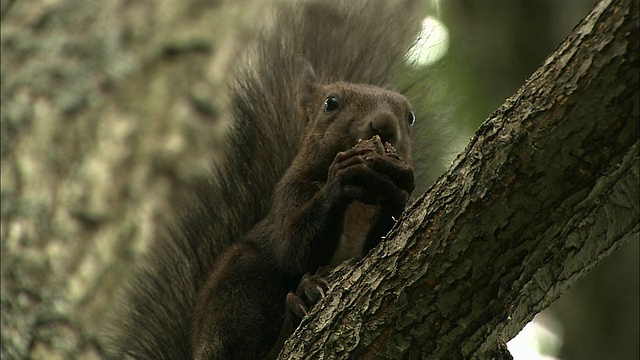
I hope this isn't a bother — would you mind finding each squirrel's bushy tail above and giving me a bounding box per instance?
[110,1,422,358]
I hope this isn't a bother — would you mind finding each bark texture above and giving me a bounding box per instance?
[278,0,639,358]
[1,1,260,358]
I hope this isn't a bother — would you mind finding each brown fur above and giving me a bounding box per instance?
[190,65,416,359]
[109,1,425,359]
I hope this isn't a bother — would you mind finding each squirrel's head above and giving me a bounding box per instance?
[297,59,414,166]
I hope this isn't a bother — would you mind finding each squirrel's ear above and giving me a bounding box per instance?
[296,56,317,82]
[296,56,319,119]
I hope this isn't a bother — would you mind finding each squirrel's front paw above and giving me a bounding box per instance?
[327,136,415,206]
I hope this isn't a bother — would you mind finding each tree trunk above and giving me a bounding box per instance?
[278,0,639,358]
[1,1,251,358]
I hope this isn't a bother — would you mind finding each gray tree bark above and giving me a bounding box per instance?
[278,0,639,358]
[1,1,259,358]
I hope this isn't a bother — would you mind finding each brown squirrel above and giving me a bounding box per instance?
[109,0,431,358]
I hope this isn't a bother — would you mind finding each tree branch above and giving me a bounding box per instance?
[279,0,639,358]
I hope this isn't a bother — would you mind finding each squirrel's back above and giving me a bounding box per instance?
[109,1,423,358]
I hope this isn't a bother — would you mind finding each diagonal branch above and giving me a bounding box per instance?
[279,0,639,358]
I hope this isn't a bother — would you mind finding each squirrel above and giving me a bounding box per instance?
[109,0,429,359]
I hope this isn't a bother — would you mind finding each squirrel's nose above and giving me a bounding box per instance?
[369,111,398,144]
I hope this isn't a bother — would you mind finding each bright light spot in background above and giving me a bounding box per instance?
[507,314,563,360]
[405,16,450,67]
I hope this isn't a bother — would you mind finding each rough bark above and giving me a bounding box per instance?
[278,0,639,358]
[1,1,258,358]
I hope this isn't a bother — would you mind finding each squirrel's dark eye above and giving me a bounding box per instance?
[323,96,340,112]
[406,110,416,126]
